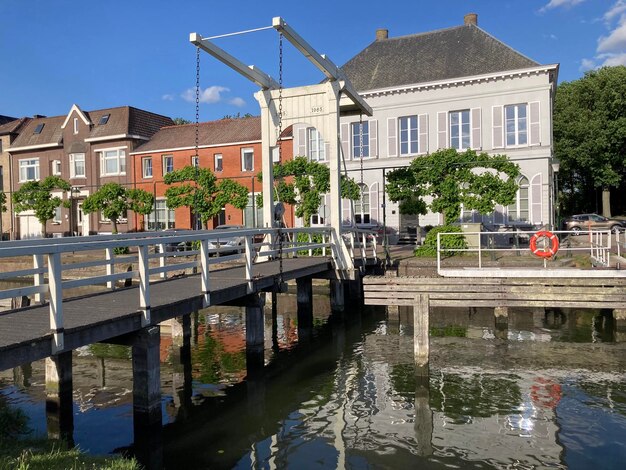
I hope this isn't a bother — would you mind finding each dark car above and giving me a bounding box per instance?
[562,213,625,234]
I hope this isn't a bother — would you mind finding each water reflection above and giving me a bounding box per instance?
[1,296,625,469]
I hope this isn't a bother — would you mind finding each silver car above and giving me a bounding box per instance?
[208,225,246,254]
[562,214,625,234]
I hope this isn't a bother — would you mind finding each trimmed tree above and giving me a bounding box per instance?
[386,149,520,224]
[164,166,249,228]
[12,176,71,237]
[553,66,626,217]
[257,156,360,227]
[82,183,154,233]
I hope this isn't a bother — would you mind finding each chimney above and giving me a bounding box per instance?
[464,13,478,26]
[376,28,388,41]
[33,114,46,118]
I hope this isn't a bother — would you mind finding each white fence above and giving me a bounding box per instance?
[0,226,377,352]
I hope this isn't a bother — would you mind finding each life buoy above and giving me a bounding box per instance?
[529,230,559,258]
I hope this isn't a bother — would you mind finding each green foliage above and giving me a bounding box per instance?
[414,224,467,257]
[81,183,153,234]
[256,156,360,226]
[173,117,192,125]
[430,325,467,337]
[164,166,248,228]
[554,66,626,215]
[0,192,7,213]
[0,403,29,440]
[296,232,324,255]
[386,149,519,224]
[221,113,254,119]
[12,176,71,236]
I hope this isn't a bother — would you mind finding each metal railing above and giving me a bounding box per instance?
[435,228,622,273]
[0,226,377,353]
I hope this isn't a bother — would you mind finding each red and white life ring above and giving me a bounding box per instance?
[529,230,559,258]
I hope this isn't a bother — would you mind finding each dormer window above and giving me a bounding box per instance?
[73,118,79,134]
[99,114,110,125]
[33,123,44,134]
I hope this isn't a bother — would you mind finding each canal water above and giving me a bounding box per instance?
[1,289,625,469]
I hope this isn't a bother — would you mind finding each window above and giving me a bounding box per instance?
[53,206,62,224]
[162,155,174,174]
[399,116,418,156]
[241,148,254,172]
[33,123,44,134]
[508,176,529,222]
[73,118,79,134]
[191,155,199,168]
[505,104,528,147]
[354,183,371,224]
[99,149,126,176]
[52,160,61,176]
[243,194,264,228]
[351,122,369,158]
[146,200,175,230]
[310,194,328,226]
[450,110,470,150]
[142,157,153,178]
[99,114,110,125]
[214,154,223,172]
[19,159,39,182]
[272,147,280,163]
[69,153,85,178]
[308,128,326,161]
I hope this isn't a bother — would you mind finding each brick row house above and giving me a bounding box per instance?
[0,116,29,240]
[293,14,559,241]
[131,116,294,231]
[8,105,174,238]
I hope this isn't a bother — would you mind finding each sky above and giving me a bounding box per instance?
[1,0,624,123]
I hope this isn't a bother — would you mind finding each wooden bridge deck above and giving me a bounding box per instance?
[0,257,331,371]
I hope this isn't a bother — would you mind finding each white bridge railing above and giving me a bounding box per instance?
[436,229,624,274]
[0,226,377,353]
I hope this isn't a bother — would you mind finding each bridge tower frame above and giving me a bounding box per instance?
[190,17,372,272]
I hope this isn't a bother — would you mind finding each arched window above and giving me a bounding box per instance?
[508,176,529,222]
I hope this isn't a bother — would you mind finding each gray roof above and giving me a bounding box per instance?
[0,115,18,126]
[10,106,174,150]
[0,117,30,136]
[341,24,540,92]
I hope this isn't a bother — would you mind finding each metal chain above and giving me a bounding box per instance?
[359,113,365,220]
[277,32,284,285]
[194,46,201,230]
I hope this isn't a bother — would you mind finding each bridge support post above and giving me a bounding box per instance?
[613,309,626,324]
[414,294,430,371]
[132,326,162,470]
[297,276,313,343]
[245,294,266,376]
[45,352,74,445]
[414,371,433,457]
[330,279,346,316]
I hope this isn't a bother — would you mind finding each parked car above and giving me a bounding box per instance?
[562,214,625,234]
[208,224,246,255]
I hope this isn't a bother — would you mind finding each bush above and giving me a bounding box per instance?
[296,232,324,256]
[414,224,467,257]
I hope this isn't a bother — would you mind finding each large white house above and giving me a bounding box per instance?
[293,13,559,241]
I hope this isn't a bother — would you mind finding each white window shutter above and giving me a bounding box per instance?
[437,112,447,149]
[387,117,397,157]
[530,173,542,225]
[529,101,541,146]
[297,126,307,157]
[471,107,482,150]
[370,182,379,224]
[492,106,503,149]
[342,198,353,227]
[418,114,428,154]
[340,123,350,159]
[369,119,378,157]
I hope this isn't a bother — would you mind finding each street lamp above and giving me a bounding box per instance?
[551,161,560,230]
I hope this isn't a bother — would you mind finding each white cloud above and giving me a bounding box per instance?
[229,97,246,107]
[162,94,174,101]
[181,86,229,104]
[597,14,626,52]
[598,52,626,66]
[604,0,626,23]
[580,58,596,71]
[540,0,586,13]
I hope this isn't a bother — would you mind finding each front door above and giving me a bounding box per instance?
[77,202,90,236]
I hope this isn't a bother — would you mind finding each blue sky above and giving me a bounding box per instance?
[1,0,624,123]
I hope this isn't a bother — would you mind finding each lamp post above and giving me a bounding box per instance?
[551,161,560,230]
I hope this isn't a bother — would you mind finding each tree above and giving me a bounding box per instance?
[386,149,520,224]
[173,117,192,125]
[12,176,71,237]
[0,191,7,240]
[82,183,154,233]
[256,156,360,226]
[553,66,626,217]
[221,113,254,120]
[164,166,249,228]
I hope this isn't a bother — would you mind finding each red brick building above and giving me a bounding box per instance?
[131,116,293,231]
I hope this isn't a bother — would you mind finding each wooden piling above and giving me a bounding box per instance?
[330,279,346,315]
[45,352,73,444]
[297,276,313,343]
[245,294,266,376]
[414,294,430,369]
